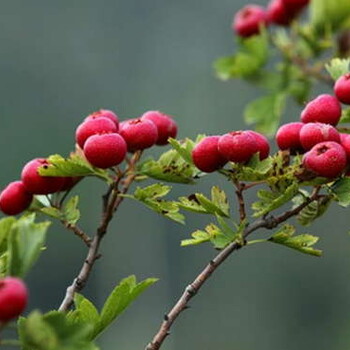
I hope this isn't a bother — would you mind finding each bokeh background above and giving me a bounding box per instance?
[1,0,350,349]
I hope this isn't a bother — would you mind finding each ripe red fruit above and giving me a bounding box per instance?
[334,74,350,105]
[246,131,270,159]
[83,133,127,169]
[0,181,33,215]
[302,141,347,178]
[267,0,293,26]
[21,159,64,195]
[75,117,117,149]
[192,136,227,172]
[299,123,340,150]
[232,5,268,38]
[275,122,304,153]
[218,131,258,163]
[0,277,28,322]
[85,109,119,128]
[119,118,158,152]
[282,0,309,11]
[300,94,342,126]
[141,111,178,145]
[340,133,350,160]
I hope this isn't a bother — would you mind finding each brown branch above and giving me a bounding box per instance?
[62,221,92,247]
[233,180,246,222]
[58,152,141,311]
[145,188,320,350]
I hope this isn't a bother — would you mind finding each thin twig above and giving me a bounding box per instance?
[233,180,246,222]
[62,221,92,247]
[58,152,141,311]
[145,188,320,350]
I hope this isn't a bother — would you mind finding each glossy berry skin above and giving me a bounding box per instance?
[340,133,350,160]
[192,136,227,173]
[334,74,350,105]
[233,5,268,38]
[300,94,342,126]
[0,181,33,215]
[84,133,127,169]
[85,109,119,128]
[0,277,28,322]
[299,123,340,150]
[275,122,304,153]
[119,118,158,152]
[218,131,258,163]
[246,131,270,159]
[267,0,293,26]
[75,117,117,149]
[21,159,64,195]
[141,111,178,145]
[303,141,347,178]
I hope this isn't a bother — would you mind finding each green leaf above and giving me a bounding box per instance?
[311,0,350,33]
[63,196,81,225]
[330,177,350,207]
[18,311,98,350]
[0,217,16,253]
[96,276,157,338]
[269,224,322,257]
[244,93,286,136]
[340,108,350,124]
[138,146,200,184]
[325,58,350,80]
[168,137,204,164]
[40,207,63,220]
[214,32,269,80]
[252,182,299,217]
[38,154,110,183]
[134,184,171,201]
[7,214,50,277]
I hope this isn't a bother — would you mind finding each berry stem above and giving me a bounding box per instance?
[144,187,320,350]
[233,179,246,222]
[61,221,92,247]
[58,151,142,312]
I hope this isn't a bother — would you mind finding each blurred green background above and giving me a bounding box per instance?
[1,0,350,349]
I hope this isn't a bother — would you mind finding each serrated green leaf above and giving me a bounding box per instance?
[177,195,209,214]
[7,214,50,277]
[96,276,157,338]
[40,207,63,220]
[39,154,110,183]
[18,311,98,350]
[269,224,322,257]
[330,177,350,206]
[168,137,200,164]
[214,32,268,80]
[63,196,80,225]
[134,184,171,201]
[252,182,299,217]
[0,217,16,253]
[325,58,350,80]
[244,93,286,136]
[340,108,350,124]
[211,186,230,217]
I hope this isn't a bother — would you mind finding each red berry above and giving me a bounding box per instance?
[275,122,304,153]
[334,74,350,105]
[192,136,227,173]
[75,117,117,149]
[218,131,258,163]
[282,0,309,12]
[119,118,158,152]
[303,141,347,178]
[141,111,178,145]
[299,123,340,150]
[0,277,28,322]
[0,181,33,215]
[85,109,119,128]
[21,159,64,195]
[246,131,270,159]
[267,0,298,26]
[340,133,350,160]
[83,133,127,169]
[233,5,268,38]
[300,94,342,126]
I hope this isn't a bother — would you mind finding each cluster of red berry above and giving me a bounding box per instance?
[233,0,309,37]
[0,109,177,216]
[192,76,350,179]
